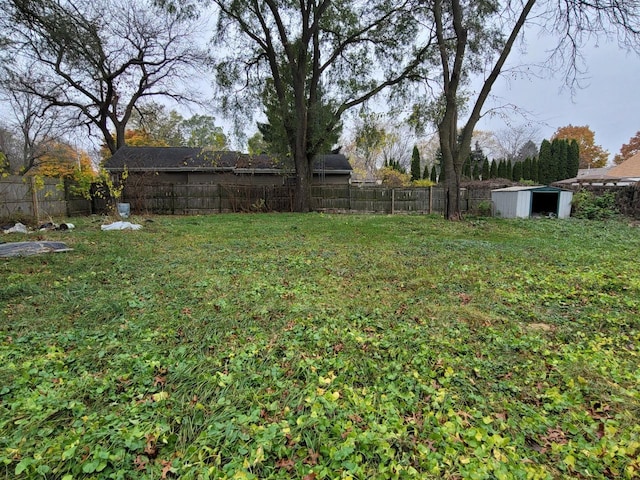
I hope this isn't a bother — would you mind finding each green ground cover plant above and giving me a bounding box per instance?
[1,214,639,479]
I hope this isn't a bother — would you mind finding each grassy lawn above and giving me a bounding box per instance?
[1,213,639,479]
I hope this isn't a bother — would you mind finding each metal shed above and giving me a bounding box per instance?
[491,186,574,219]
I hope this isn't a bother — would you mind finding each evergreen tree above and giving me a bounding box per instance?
[522,157,531,180]
[463,158,471,179]
[538,139,554,184]
[439,161,446,183]
[470,141,485,177]
[517,140,539,162]
[551,138,568,181]
[531,157,539,183]
[481,158,490,180]
[410,145,421,181]
[560,139,569,180]
[568,140,580,178]
[472,162,480,180]
[430,164,438,183]
[512,161,523,181]
[497,159,506,178]
[423,163,430,180]
[506,160,513,181]
[489,160,498,179]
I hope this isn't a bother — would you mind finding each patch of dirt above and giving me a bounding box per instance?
[527,323,556,332]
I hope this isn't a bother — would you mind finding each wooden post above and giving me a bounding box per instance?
[391,188,395,215]
[429,186,432,214]
[30,176,40,223]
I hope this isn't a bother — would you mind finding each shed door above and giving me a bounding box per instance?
[531,191,559,216]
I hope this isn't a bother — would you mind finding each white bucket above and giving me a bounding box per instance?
[117,203,130,218]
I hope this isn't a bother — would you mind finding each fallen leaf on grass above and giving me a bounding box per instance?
[276,458,295,471]
[541,427,567,445]
[134,455,148,471]
[152,391,170,402]
[304,449,320,465]
[458,293,472,305]
[160,459,174,479]
[144,434,157,457]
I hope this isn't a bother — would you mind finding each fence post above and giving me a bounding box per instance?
[391,188,395,215]
[30,176,40,223]
[171,183,175,215]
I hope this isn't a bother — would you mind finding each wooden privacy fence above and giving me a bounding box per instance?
[0,176,92,221]
[124,183,297,214]
[122,183,495,215]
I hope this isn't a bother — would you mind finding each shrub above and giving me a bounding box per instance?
[412,179,436,187]
[571,189,618,220]
[379,167,411,187]
[477,200,493,217]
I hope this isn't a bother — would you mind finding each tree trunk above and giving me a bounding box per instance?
[445,167,462,220]
[439,89,464,220]
[293,155,312,212]
[293,144,313,213]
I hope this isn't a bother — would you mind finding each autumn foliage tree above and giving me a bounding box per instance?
[613,131,640,165]
[552,125,608,169]
[100,129,168,160]
[28,139,97,197]
[32,141,95,179]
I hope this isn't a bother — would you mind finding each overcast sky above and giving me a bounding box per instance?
[476,31,640,163]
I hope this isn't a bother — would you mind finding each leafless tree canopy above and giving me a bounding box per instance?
[0,0,207,155]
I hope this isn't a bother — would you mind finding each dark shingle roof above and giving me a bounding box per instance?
[104,147,351,173]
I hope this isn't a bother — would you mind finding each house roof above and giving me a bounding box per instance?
[554,154,640,185]
[103,147,352,174]
[492,185,570,193]
[576,167,611,179]
[606,151,640,178]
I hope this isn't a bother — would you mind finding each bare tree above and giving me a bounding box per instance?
[0,69,71,173]
[493,123,541,161]
[380,125,415,173]
[0,0,207,155]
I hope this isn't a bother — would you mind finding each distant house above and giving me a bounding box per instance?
[556,152,640,186]
[103,147,352,186]
[604,151,640,182]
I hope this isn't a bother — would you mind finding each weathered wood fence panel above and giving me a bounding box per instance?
[311,186,450,214]
[122,183,475,215]
[312,185,351,211]
[351,187,393,213]
[0,176,92,221]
